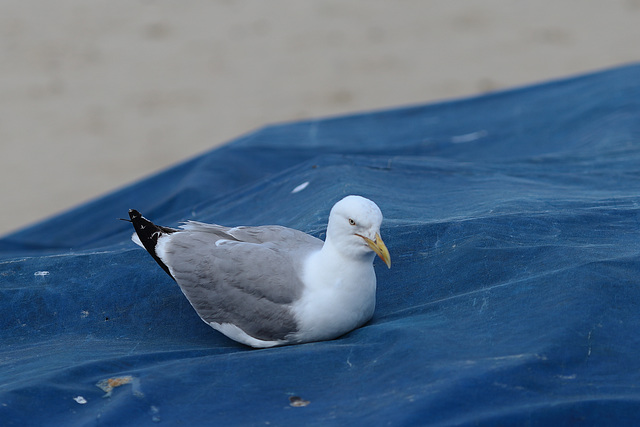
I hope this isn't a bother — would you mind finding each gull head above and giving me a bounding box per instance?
[326,195,391,268]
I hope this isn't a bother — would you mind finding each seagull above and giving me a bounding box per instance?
[128,195,391,348]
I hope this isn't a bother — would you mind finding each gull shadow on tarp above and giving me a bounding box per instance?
[1,64,640,425]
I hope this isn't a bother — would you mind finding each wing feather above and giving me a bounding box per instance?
[159,225,322,341]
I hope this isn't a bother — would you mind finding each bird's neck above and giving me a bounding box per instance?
[303,238,375,289]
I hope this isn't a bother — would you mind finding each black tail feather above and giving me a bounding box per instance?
[128,209,177,280]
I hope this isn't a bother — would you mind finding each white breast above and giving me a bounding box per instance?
[292,249,377,343]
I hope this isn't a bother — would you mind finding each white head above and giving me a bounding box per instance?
[325,195,391,268]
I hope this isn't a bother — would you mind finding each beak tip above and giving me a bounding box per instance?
[382,255,391,269]
[359,232,392,270]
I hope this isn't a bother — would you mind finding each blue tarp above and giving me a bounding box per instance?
[1,64,640,426]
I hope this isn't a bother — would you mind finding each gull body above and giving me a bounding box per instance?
[129,195,391,348]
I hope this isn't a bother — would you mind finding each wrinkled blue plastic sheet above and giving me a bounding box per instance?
[1,64,640,426]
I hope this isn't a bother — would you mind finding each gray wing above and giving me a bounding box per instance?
[159,224,322,341]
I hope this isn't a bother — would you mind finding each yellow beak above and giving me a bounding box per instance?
[358,232,391,269]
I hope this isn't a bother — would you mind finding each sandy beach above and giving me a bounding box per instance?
[1,0,639,235]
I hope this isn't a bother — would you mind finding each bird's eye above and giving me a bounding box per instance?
[348,218,356,226]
